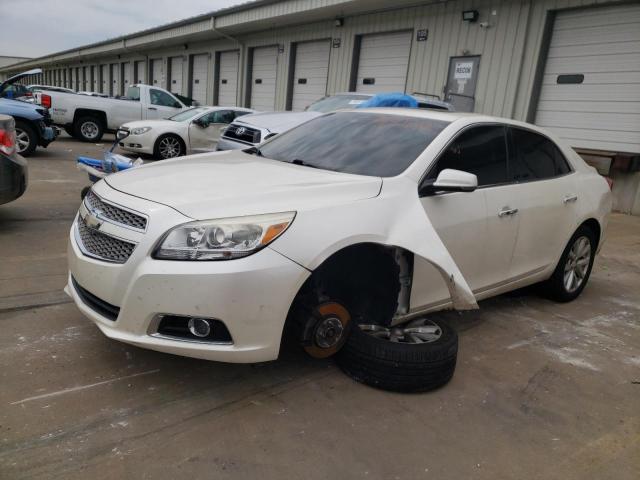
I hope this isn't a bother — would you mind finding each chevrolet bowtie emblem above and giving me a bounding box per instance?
[84,211,103,230]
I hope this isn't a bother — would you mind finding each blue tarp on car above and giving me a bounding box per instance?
[357,93,419,109]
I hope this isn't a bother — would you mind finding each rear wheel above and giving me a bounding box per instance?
[543,225,597,302]
[75,116,104,142]
[154,134,185,159]
[14,121,37,157]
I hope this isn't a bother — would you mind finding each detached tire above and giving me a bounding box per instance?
[337,317,458,393]
[75,116,104,142]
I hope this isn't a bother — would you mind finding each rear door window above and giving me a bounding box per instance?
[509,127,571,182]
[427,125,509,186]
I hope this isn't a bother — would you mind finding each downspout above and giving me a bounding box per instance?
[210,16,246,106]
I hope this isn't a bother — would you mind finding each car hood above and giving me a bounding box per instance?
[105,150,382,220]
[235,111,322,133]
[0,98,43,116]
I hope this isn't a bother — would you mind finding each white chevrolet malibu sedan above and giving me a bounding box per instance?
[66,109,612,365]
[119,106,255,159]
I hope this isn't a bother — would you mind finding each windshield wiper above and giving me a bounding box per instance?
[291,159,317,168]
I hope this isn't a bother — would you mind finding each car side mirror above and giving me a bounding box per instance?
[174,102,182,109]
[419,169,478,196]
[193,119,207,128]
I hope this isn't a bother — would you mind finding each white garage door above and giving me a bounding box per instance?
[217,50,239,106]
[122,62,131,92]
[535,4,640,154]
[250,46,278,111]
[100,65,108,93]
[170,57,184,95]
[356,31,412,93]
[92,66,98,91]
[135,61,145,84]
[111,63,120,96]
[151,59,163,86]
[191,54,209,105]
[291,40,331,111]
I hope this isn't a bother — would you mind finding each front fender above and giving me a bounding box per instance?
[270,184,478,311]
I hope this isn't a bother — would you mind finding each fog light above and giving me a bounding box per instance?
[188,318,212,338]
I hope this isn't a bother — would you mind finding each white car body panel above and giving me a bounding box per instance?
[66,109,612,362]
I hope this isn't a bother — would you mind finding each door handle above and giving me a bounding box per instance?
[498,207,519,217]
[563,194,578,204]
[148,107,157,111]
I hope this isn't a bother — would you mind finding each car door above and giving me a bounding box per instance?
[188,110,236,153]
[412,124,516,310]
[505,127,578,280]
[145,88,183,120]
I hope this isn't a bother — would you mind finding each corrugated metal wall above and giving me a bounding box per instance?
[15,0,628,120]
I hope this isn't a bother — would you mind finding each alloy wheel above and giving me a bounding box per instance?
[15,128,30,153]
[359,317,442,344]
[563,235,591,293]
[159,137,181,158]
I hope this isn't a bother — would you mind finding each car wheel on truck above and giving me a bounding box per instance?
[75,116,104,142]
[14,121,38,157]
[337,317,458,393]
[154,134,185,159]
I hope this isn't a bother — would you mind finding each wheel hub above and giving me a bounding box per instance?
[303,302,351,359]
[314,316,344,349]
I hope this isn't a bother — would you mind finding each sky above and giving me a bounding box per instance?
[0,0,245,58]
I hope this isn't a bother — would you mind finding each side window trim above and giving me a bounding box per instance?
[419,123,512,194]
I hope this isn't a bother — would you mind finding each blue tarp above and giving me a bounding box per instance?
[357,93,418,109]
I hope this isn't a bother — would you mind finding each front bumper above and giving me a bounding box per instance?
[216,137,253,151]
[66,182,309,363]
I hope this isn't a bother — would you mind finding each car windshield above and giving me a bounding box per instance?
[257,112,450,177]
[306,94,371,113]
[169,107,209,122]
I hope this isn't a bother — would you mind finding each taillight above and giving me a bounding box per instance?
[0,128,17,156]
[41,93,52,109]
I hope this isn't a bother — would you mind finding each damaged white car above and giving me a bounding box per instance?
[66,109,611,391]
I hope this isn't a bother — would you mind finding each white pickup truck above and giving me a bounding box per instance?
[44,84,191,142]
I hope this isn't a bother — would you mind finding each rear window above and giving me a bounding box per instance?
[257,112,450,177]
[126,86,140,101]
[509,127,571,181]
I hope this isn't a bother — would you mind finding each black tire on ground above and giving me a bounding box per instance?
[542,224,597,303]
[14,120,38,157]
[80,186,91,199]
[75,116,104,142]
[337,317,458,393]
[154,134,185,159]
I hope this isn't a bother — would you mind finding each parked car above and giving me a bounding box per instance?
[0,83,31,101]
[119,106,256,159]
[216,92,453,151]
[66,109,611,392]
[0,115,28,205]
[0,70,58,156]
[41,84,190,142]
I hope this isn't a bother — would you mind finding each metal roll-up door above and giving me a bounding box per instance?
[535,4,640,154]
[82,67,88,90]
[111,63,120,96]
[191,54,209,105]
[355,31,412,93]
[151,59,163,86]
[250,46,278,111]
[291,40,331,111]
[100,65,108,93]
[217,50,239,106]
[122,62,131,92]
[170,57,184,94]
[135,61,145,84]
[92,66,98,91]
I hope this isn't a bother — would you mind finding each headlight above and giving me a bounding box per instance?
[154,212,296,261]
[131,127,151,135]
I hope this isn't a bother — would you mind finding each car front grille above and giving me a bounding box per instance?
[76,215,137,264]
[222,125,261,145]
[85,190,147,231]
[71,276,120,321]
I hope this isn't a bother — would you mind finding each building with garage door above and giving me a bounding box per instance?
[1,0,638,212]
